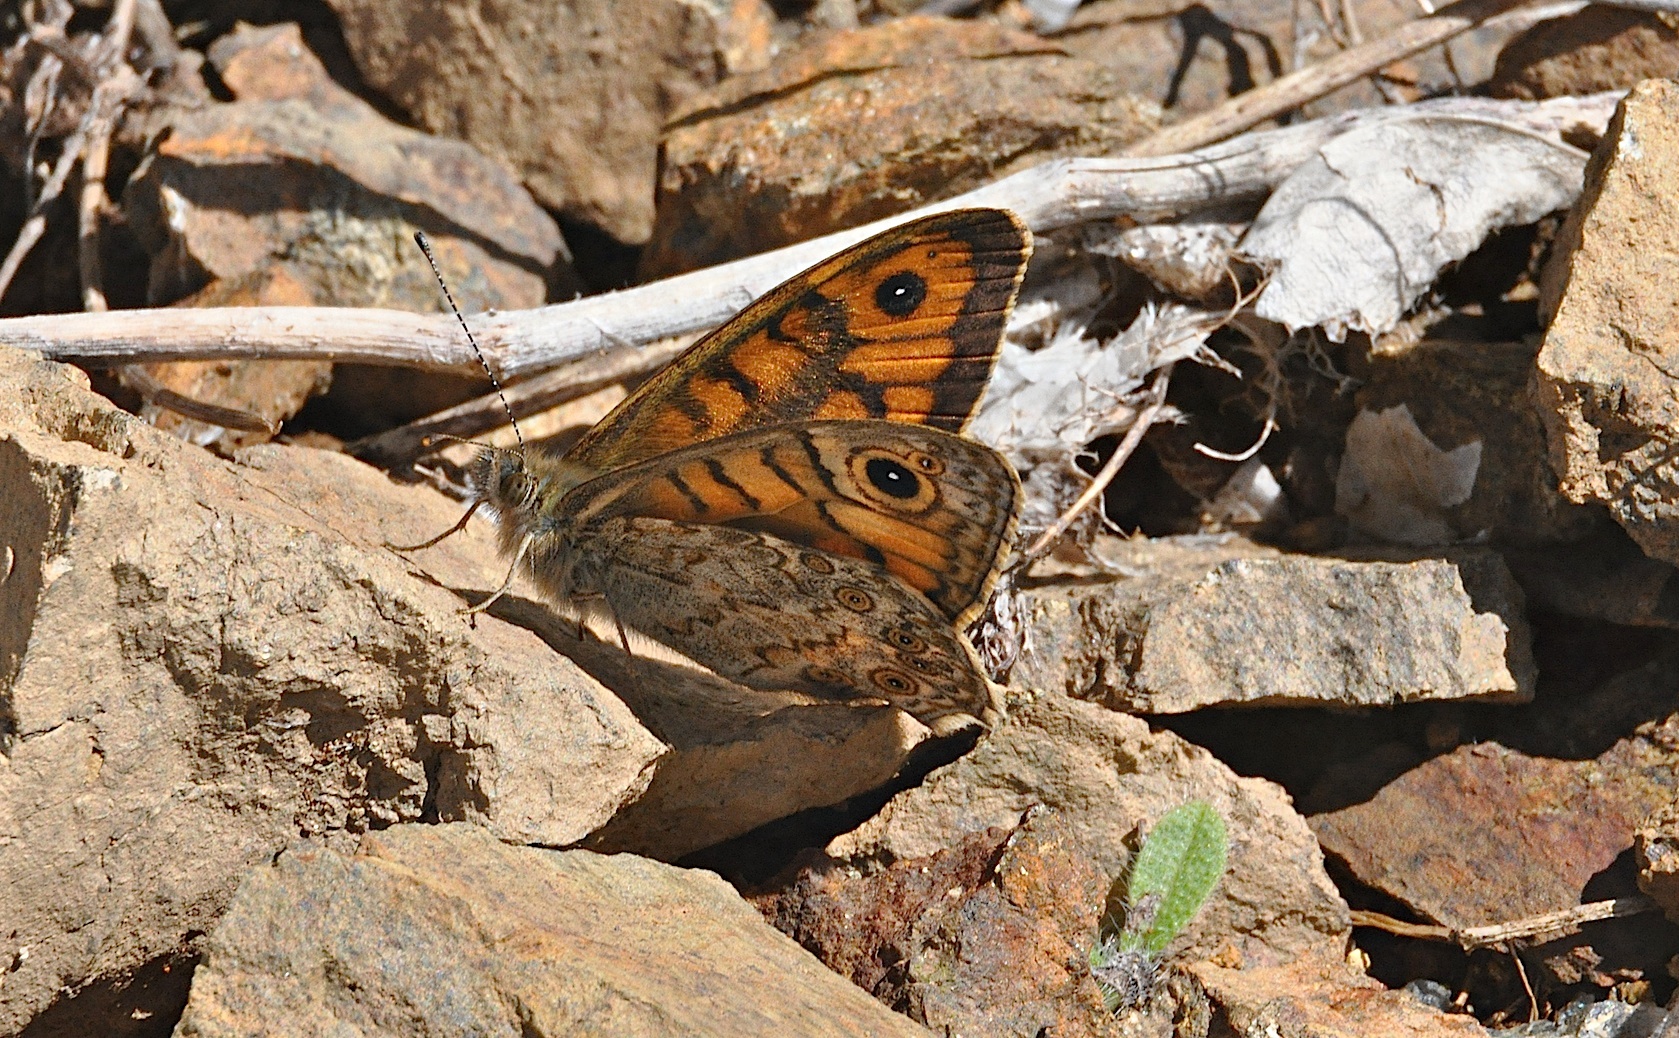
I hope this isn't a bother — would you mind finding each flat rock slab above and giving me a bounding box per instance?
[1313,648,1679,928]
[174,823,930,1037]
[125,21,565,312]
[641,16,1157,276]
[1016,537,1534,713]
[1537,79,1679,568]
[828,694,1352,969]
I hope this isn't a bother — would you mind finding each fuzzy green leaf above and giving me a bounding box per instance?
[1121,801,1227,954]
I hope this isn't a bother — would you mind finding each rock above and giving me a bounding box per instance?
[1636,799,1679,924]
[1491,7,1679,101]
[827,694,1352,968]
[640,16,1159,277]
[0,347,662,1033]
[1345,338,1603,547]
[1536,81,1679,570]
[123,21,568,312]
[1503,529,1679,630]
[173,823,931,1037]
[761,810,1118,1037]
[324,0,776,244]
[1312,647,1679,929]
[1014,536,1534,713]
[1187,957,1490,1037]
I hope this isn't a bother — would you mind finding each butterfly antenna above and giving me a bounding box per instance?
[413,231,525,458]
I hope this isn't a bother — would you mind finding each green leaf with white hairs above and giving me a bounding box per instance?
[1121,801,1227,955]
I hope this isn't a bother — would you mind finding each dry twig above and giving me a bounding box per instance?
[1349,894,1662,949]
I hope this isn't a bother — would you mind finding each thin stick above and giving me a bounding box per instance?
[1127,0,1534,157]
[1348,894,1661,949]
[1014,362,1176,571]
[0,93,1621,375]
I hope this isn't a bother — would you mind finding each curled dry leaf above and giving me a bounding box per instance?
[1239,113,1589,340]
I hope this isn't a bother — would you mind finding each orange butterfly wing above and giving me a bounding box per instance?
[564,208,1030,473]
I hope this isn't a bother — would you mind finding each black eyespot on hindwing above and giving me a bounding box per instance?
[865,457,920,500]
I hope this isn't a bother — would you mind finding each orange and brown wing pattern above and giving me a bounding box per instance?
[554,420,1020,626]
[565,208,1030,474]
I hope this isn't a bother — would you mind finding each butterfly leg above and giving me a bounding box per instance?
[463,531,532,622]
[389,499,482,552]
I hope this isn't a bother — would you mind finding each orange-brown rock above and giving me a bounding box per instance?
[640,16,1159,277]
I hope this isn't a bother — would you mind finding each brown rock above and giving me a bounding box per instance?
[123,22,567,311]
[1187,957,1489,1037]
[1312,650,1679,929]
[174,823,931,1037]
[1491,7,1679,101]
[763,811,1118,1037]
[1636,799,1679,924]
[324,0,775,244]
[0,348,661,1033]
[828,694,1352,968]
[1015,536,1534,713]
[1536,81,1679,570]
[641,16,1158,277]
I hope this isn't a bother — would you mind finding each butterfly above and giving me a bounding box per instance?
[409,208,1030,731]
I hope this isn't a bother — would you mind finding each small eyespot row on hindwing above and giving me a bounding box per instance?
[835,586,874,613]
[804,664,850,687]
[870,668,918,696]
[801,552,836,574]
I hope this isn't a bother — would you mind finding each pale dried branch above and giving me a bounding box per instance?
[0,94,1620,383]
[1349,894,1662,950]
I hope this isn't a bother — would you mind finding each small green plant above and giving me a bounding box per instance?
[1090,801,1229,1011]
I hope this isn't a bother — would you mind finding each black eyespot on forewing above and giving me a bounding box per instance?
[865,457,919,499]
[875,271,927,317]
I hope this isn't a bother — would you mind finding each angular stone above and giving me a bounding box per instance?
[1312,649,1679,928]
[124,22,567,312]
[828,695,1351,969]
[0,348,661,1033]
[1491,7,1679,101]
[1187,957,1490,1038]
[641,16,1158,276]
[174,824,931,1037]
[1536,80,1679,569]
[1636,799,1679,925]
[762,811,1116,1037]
[324,0,775,244]
[1015,536,1534,713]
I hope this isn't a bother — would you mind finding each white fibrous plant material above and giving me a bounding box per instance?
[1239,113,1588,341]
[1335,404,1483,546]
[1085,212,1248,303]
[969,302,1219,529]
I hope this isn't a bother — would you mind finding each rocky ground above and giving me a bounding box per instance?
[2,1,1678,1036]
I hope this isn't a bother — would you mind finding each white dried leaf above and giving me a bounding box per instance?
[1240,114,1587,341]
[970,303,1217,469]
[1335,404,1482,545]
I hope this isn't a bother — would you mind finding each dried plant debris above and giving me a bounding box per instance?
[1241,109,1590,340]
